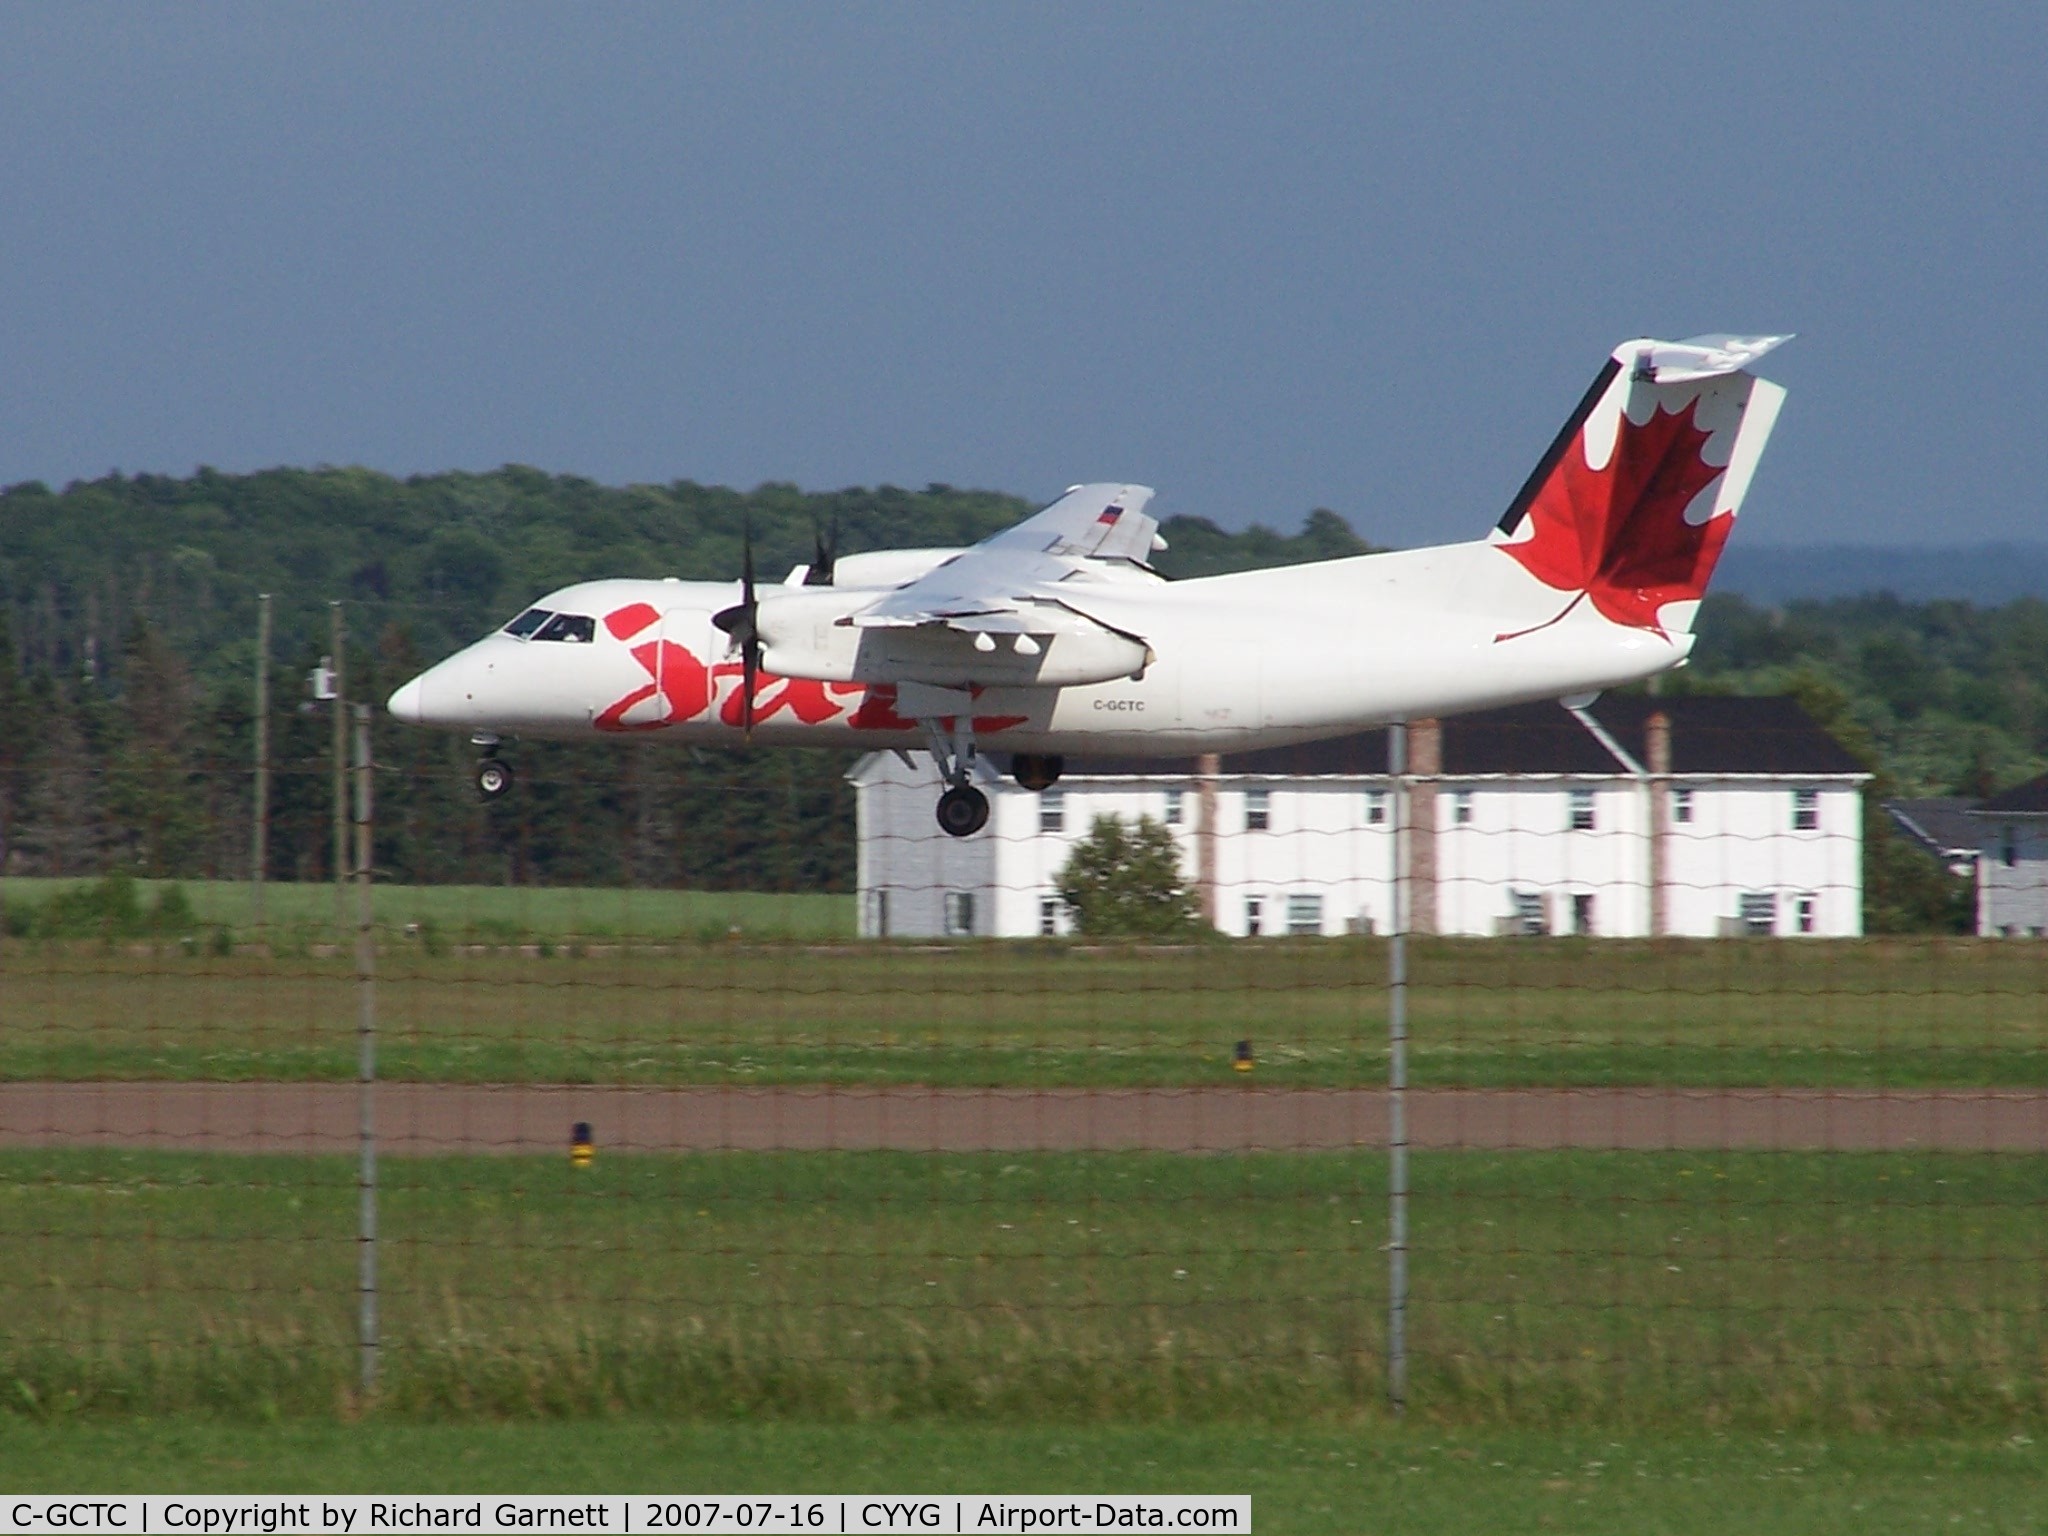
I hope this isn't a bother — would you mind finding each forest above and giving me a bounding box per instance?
[0,466,2038,926]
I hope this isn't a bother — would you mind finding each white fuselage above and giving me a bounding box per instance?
[387,541,1691,755]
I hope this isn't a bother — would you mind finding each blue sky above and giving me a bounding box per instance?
[1,4,2041,546]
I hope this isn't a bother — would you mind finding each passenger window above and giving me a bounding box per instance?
[535,613,596,643]
[503,608,553,638]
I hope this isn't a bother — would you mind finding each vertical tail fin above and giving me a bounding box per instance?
[1492,334,1789,639]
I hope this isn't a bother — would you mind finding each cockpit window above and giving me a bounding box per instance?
[503,608,553,638]
[534,613,597,643]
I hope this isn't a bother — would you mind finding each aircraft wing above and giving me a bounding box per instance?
[846,482,1159,639]
[980,482,1161,563]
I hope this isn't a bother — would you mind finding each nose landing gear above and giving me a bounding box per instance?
[473,735,514,799]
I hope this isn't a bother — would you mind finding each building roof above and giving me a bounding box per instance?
[1041,695,1869,781]
[1885,797,1985,858]
[1976,772,2048,816]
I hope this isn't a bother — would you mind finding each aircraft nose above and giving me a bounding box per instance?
[387,675,428,724]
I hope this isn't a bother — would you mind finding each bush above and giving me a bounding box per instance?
[149,882,198,934]
[1054,815,1201,938]
[31,874,146,939]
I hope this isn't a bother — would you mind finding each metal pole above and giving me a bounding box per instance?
[1388,721,1410,1416]
[353,702,378,1394]
[252,594,271,927]
[331,601,348,933]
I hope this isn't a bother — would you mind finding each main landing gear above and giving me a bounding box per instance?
[1011,753,1064,792]
[936,784,990,838]
[474,735,514,799]
[925,719,990,837]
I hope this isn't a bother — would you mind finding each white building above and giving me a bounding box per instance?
[1971,775,2048,936]
[852,696,1870,940]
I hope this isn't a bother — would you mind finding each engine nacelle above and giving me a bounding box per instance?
[756,589,1150,688]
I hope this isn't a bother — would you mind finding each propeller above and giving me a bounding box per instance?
[803,513,840,587]
[711,520,762,738]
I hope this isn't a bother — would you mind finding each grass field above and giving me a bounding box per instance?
[5,1148,2043,1429]
[0,877,855,942]
[5,935,2046,1087]
[1,1422,2043,1535]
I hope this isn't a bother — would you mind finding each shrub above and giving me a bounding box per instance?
[1054,815,1200,938]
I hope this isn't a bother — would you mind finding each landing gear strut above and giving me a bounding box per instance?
[474,736,514,799]
[925,718,990,837]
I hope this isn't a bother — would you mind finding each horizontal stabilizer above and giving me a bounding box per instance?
[1623,333,1791,384]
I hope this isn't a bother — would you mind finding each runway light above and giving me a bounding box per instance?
[571,1121,594,1167]
[1233,1040,1254,1073]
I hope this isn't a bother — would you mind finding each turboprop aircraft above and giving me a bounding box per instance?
[387,333,1789,836]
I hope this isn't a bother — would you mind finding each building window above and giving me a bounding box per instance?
[1286,894,1323,936]
[1509,891,1548,937]
[1569,788,1596,831]
[1569,893,1595,936]
[1039,790,1065,834]
[1794,893,1817,935]
[1365,789,1387,825]
[943,892,976,937]
[1039,897,1062,937]
[1738,892,1775,936]
[1673,787,1694,824]
[1164,788,1184,827]
[1792,788,1819,831]
[1244,896,1264,937]
[1245,788,1271,832]
[1453,790,1474,826]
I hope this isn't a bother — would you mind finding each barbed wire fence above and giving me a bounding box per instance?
[0,595,2044,1426]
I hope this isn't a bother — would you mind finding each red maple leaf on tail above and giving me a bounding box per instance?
[1496,395,1731,642]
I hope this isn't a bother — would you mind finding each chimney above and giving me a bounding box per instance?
[1646,710,1672,937]
[1195,753,1221,930]
[1406,719,1441,936]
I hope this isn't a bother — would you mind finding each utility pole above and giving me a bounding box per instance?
[251,594,271,928]
[331,602,347,933]
[353,701,378,1394]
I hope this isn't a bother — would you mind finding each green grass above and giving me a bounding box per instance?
[0,878,854,943]
[1,1422,2044,1535]
[5,1149,2043,1429]
[5,936,2047,1088]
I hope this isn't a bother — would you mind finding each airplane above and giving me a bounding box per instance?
[387,333,1789,837]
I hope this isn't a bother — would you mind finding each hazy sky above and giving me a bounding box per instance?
[1,4,2042,546]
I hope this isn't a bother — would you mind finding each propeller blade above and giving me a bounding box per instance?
[712,520,763,739]
[741,632,759,739]
[740,520,759,738]
[804,513,838,586]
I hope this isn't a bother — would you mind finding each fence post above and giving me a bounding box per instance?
[353,701,378,1394]
[251,593,271,927]
[332,601,349,933]
[1388,720,1410,1416]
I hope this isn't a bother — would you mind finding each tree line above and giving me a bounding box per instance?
[0,465,2037,925]
[0,469,1371,893]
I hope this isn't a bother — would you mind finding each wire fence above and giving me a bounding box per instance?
[2,664,2046,1430]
